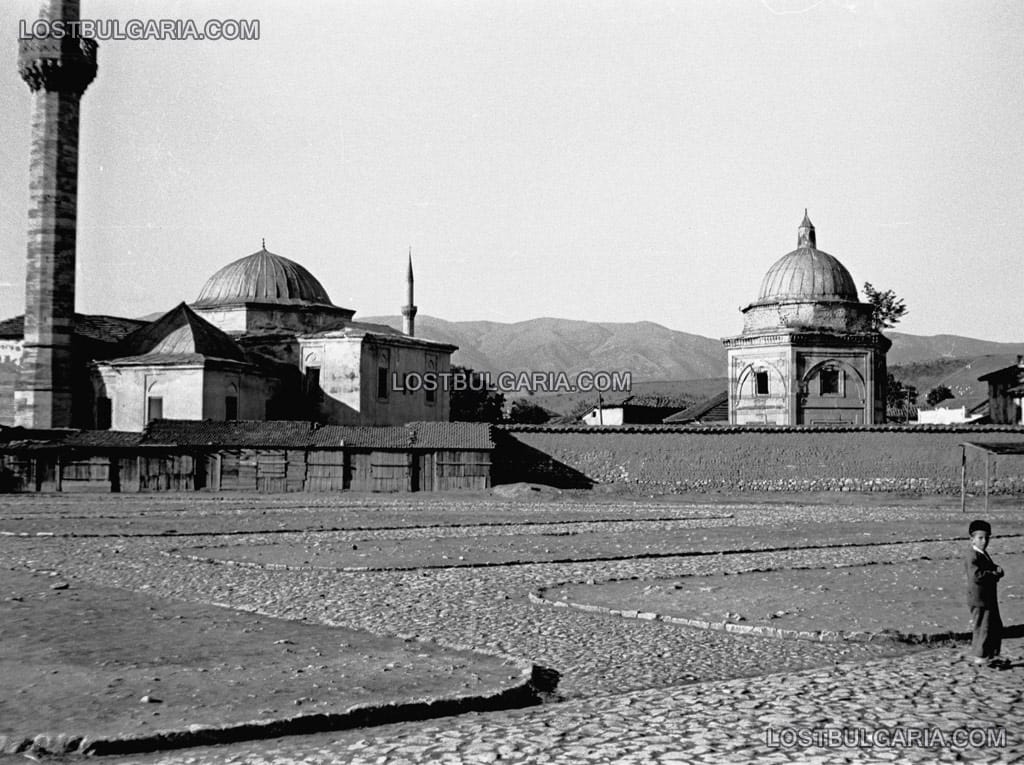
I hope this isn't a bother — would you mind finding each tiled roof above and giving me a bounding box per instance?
[407,421,494,450]
[500,423,1024,434]
[663,391,729,423]
[0,315,22,338]
[0,314,148,343]
[0,420,496,452]
[117,303,246,362]
[0,427,74,444]
[0,427,142,450]
[142,419,318,447]
[62,430,144,448]
[314,425,414,449]
[79,315,150,343]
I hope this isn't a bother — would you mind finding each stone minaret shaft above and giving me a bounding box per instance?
[402,249,417,336]
[15,0,97,427]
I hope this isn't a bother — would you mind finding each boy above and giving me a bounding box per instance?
[966,519,1004,666]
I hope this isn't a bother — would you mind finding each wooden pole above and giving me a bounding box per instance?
[985,456,990,512]
[960,445,967,513]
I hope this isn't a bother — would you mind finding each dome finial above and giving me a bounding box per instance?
[797,209,816,248]
[261,237,266,250]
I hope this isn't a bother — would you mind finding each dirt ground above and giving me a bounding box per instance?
[173,519,1024,570]
[0,567,521,746]
[552,549,1024,637]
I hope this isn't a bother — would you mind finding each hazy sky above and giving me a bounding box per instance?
[1,0,1022,341]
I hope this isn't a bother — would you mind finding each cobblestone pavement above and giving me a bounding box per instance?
[114,649,1024,764]
[2,497,1022,763]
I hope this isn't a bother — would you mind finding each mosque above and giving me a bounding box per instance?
[0,245,456,431]
[1,0,455,432]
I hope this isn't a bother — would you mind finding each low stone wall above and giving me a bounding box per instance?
[494,425,1024,494]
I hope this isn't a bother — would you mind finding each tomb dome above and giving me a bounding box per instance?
[755,211,858,304]
[195,245,334,307]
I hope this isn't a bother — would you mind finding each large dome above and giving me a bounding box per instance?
[756,212,858,303]
[195,246,334,307]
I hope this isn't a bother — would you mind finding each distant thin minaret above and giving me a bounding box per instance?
[401,248,417,336]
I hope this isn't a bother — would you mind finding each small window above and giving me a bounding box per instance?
[425,356,436,405]
[225,395,238,421]
[755,370,769,396]
[147,396,163,422]
[96,397,112,430]
[377,367,389,400]
[820,368,841,396]
[305,366,322,401]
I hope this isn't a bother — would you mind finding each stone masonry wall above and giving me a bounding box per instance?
[494,426,1024,494]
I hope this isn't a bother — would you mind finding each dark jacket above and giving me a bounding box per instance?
[966,549,1002,609]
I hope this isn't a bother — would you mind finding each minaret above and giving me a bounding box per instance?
[401,249,417,336]
[797,208,816,249]
[15,0,98,427]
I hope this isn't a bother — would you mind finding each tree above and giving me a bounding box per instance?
[448,366,506,423]
[862,282,908,331]
[507,399,551,424]
[926,384,954,408]
[885,373,918,423]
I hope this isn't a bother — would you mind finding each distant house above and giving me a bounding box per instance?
[978,356,1024,424]
[580,396,682,426]
[663,391,729,425]
[915,398,988,425]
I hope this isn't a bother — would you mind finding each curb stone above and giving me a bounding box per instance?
[0,662,558,757]
[528,591,970,646]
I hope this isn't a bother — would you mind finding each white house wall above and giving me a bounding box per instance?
[94,365,205,432]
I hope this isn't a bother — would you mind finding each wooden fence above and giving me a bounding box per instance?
[0,446,492,494]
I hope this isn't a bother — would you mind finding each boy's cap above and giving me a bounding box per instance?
[969,519,992,535]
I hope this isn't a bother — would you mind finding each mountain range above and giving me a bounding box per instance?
[362,315,1024,382]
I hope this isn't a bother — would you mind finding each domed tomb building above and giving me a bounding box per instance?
[722,212,890,425]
